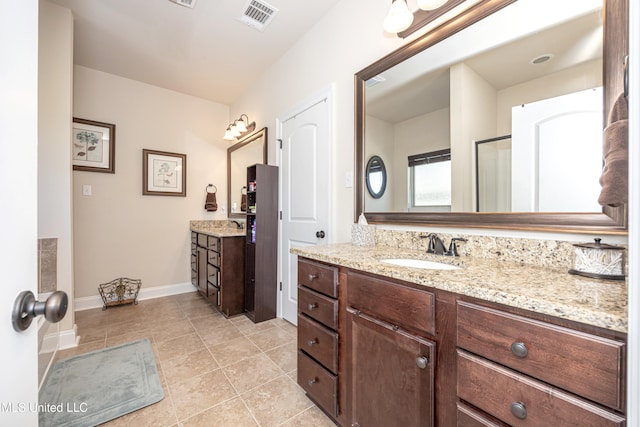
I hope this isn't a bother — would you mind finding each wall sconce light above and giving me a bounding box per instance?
[223,114,256,142]
[383,0,450,34]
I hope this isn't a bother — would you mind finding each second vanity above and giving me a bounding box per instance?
[292,243,628,427]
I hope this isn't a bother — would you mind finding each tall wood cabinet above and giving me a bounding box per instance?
[244,164,278,323]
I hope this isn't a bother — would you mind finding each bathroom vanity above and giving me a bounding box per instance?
[190,224,245,317]
[293,243,627,426]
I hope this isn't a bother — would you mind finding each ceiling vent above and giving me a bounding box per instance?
[169,0,196,9]
[238,0,279,32]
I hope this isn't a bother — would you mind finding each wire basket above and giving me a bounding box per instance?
[98,277,141,310]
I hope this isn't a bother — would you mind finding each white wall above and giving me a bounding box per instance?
[72,66,230,298]
[364,115,394,212]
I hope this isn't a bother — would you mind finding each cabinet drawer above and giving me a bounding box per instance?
[298,314,338,373]
[298,350,337,417]
[208,250,220,267]
[191,254,197,271]
[191,232,197,243]
[298,258,338,298]
[457,350,625,427]
[207,264,219,287]
[298,286,338,329]
[347,271,435,336]
[457,402,508,427]
[197,233,219,251]
[457,301,625,410]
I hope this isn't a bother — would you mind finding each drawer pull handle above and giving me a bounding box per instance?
[511,342,528,358]
[308,378,317,387]
[308,274,318,281]
[510,402,527,420]
[308,339,318,347]
[415,356,429,369]
[308,303,317,310]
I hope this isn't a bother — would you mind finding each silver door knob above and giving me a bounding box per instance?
[12,290,68,332]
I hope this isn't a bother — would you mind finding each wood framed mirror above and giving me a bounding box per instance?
[227,127,267,219]
[355,0,628,234]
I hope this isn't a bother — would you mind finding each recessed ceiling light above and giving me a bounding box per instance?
[530,54,554,65]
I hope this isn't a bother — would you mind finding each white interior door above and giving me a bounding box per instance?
[511,87,603,212]
[0,1,40,425]
[279,90,332,325]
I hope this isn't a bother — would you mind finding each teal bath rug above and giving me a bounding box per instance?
[39,338,164,427]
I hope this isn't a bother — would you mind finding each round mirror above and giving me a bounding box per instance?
[366,155,387,199]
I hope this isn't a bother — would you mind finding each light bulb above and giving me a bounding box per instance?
[234,117,247,133]
[223,129,236,141]
[383,0,414,34]
[230,125,241,137]
[417,0,449,11]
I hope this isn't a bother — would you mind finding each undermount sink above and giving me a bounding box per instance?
[381,258,460,270]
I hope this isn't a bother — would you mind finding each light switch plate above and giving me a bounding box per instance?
[345,171,353,188]
[82,185,92,196]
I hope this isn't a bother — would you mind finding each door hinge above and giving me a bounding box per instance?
[279,281,282,291]
[278,138,283,149]
[280,211,283,220]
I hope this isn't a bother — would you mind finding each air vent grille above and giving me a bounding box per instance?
[238,0,279,32]
[169,0,196,9]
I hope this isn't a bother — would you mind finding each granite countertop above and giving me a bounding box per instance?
[291,243,628,333]
[190,224,245,237]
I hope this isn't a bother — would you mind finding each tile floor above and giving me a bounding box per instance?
[52,291,335,427]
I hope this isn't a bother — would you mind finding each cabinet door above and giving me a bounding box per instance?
[347,307,435,427]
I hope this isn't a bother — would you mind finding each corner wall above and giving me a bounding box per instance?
[72,66,229,298]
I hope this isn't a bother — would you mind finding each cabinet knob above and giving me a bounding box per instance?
[307,303,317,310]
[308,274,318,281]
[511,342,528,358]
[308,339,318,347]
[308,378,317,387]
[415,356,429,369]
[510,401,527,419]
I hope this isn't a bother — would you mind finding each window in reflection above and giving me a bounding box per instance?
[409,149,451,210]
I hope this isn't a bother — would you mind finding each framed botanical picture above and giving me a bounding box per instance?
[142,149,187,196]
[72,118,116,173]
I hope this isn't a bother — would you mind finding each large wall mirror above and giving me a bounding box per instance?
[227,127,267,219]
[355,0,628,233]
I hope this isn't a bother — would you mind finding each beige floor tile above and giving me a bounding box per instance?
[169,370,237,421]
[208,336,261,367]
[247,325,295,352]
[190,313,232,333]
[232,316,279,335]
[77,324,107,344]
[180,397,258,427]
[241,376,313,427]
[183,304,220,319]
[198,324,243,347]
[222,353,284,394]
[155,332,205,362]
[277,320,298,338]
[278,405,336,427]
[265,341,297,373]
[151,319,195,343]
[161,349,219,387]
[106,319,149,338]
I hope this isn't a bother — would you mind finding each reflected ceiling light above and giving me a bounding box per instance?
[383,0,414,34]
[223,114,256,142]
[417,0,449,11]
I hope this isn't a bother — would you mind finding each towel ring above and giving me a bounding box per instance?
[206,184,217,194]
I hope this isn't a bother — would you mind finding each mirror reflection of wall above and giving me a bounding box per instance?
[227,128,267,219]
[364,0,603,215]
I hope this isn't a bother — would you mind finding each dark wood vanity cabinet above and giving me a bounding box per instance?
[297,258,343,424]
[345,270,437,427]
[296,258,627,427]
[456,301,626,426]
[244,164,278,323]
[191,232,244,317]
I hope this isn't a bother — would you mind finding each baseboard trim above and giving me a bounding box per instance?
[74,282,195,312]
[58,324,79,350]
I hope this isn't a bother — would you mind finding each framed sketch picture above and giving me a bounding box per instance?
[72,118,116,173]
[142,149,187,196]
